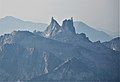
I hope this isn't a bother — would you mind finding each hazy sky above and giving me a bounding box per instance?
[0,0,119,36]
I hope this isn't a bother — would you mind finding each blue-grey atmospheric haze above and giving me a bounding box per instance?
[0,0,119,36]
[0,0,120,81]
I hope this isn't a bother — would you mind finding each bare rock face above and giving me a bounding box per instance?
[0,17,119,82]
[62,17,75,34]
[43,17,61,38]
[43,17,76,38]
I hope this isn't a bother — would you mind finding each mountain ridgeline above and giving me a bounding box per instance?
[102,37,120,52]
[0,17,119,81]
[43,17,75,38]
[0,16,112,42]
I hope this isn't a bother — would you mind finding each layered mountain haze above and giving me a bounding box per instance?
[0,16,47,35]
[0,17,119,81]
[0,16,113,42]
[74,21,112,42]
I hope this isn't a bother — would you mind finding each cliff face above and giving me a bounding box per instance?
[43,17,61,38]
[62,17,75,34]
[43,17,76,38]
[0,17,119,81]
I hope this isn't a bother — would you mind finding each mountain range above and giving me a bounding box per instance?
[74,21,112,42]
[0,17,119,82]
[0,16,112,42]
[0,16,47,35]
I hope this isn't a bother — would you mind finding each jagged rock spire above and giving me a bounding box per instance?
[43,17,76,38]
[62,17,75,34]
[51,17,55,24]
[69,17,73,22]
[43,17,61,38]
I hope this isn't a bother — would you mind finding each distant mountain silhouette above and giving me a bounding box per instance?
[0,16,47,35]
[0,16,112,42]
[74,21,112,42]
[0,17,119,81]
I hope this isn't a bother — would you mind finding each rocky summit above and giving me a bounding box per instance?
[0,17,119,82]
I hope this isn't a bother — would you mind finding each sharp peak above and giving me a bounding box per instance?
[65,17,73,20]
[49,17,58,25]
[62,17,74,25]
[63,17,73,21]
[51,17,55,20]
[50,17,74,23]
[51,17,57,22]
